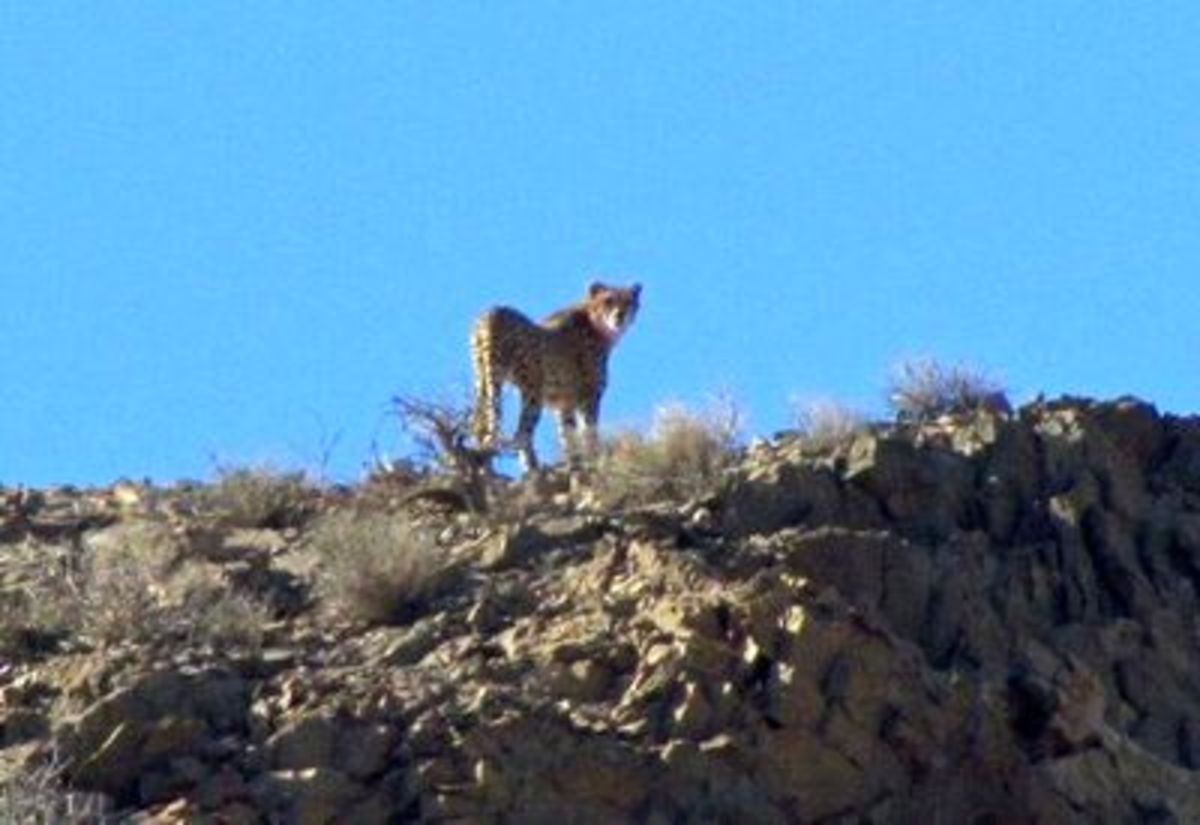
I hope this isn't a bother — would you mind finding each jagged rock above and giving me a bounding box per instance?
[770,526,932,640]
[59,668,249,802]
[843,431,975,541]
[720,461,847,537]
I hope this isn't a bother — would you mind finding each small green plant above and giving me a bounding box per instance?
[595,400,741,505]
[887,357,1010,422]
[793,397,867,448]
[310,511,458,625]
[200,466,318,529]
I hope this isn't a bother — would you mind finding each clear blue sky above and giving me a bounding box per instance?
[2,3,1197,486]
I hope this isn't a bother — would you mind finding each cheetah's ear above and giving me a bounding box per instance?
[588,281,608,297]
[631,283,642,299]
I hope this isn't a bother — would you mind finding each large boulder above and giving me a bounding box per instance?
[59,668,249,804]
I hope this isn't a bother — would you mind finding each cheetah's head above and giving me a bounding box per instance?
[587,282,641,341]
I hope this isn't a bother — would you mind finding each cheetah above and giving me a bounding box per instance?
[471,282,642,471]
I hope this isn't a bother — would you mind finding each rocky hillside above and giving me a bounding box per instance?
[3,396,1200,822]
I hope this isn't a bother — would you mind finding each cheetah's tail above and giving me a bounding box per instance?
[470,316,500,450]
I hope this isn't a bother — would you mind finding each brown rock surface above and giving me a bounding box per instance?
[3,397,1200,821]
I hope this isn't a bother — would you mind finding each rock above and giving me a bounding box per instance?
[1090,396,1165,470]
[772,527,931,640]
[478,525,536,570]
[670,681,712,736]
[137,754,209,805]
[194,764,249,809]
[546,659,613,703]
[61,669,249,801]
[1161,416,1200,493]
[341,722,399,781]
[345,790,399,824]
[843,432,974,541]
[7,397,1200,822]
[266,715,337,770]
[224,562,309,618]
[721,461,845,537]
[478,516,605,570]
[70,720,146,798]
[251,767,366,825]
[210,802,260,825]
[1044,732,1200,822]
[977,419,1041,543]
[267,712,398,783]
[1,708,49,745]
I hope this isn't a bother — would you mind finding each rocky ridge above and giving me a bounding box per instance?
[2,396,1200,822]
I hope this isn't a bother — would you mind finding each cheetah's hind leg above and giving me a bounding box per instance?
[514,395,542,472]
[556,409,582,467]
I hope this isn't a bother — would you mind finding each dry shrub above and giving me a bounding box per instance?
[0,609,65,661]
[0,527,175,653]
[15,524,272,651]
[199,467,317,529]
[1,522,270,654]
[887,357,1010,422]
[70,522,181,646]
[793,397,868,448]
[596,401,741,505]
[168,564,270,651]
[390,394,479,472]
[0,545,75,660]
[310,511,457,625]
[0,750,111,823]
[389,394,493,512]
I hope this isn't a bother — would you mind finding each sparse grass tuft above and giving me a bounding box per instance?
[199,467,318,529]
[887,357,1010,422]
[793,398,868,448]
[595,401,741,506]
[310,511,458,625]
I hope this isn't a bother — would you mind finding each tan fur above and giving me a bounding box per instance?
[471,282,641,470]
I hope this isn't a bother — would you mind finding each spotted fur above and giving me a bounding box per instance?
[471,282,641,471]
